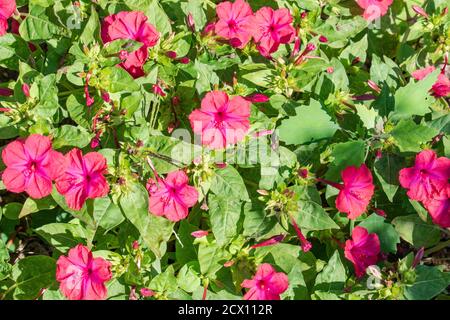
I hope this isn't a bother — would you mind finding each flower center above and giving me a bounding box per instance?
[227,20,238,31]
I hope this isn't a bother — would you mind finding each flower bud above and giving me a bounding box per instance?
[319,35,328,43]
[166,51,177,59]
[140,288,155,297]
[367,80,381,93]
[412,5,429,18]
[179,57,190,64]
[22,83,30,98]
[187,13,195,32]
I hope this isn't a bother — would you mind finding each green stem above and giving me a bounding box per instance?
[424,239,450,257]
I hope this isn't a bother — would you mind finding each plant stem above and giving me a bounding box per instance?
[424,239,450,257]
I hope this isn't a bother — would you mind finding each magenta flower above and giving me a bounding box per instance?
[411,66,450,98]
[423,184,450,228]
[191,230,209,238]
[56,244,112,300]
[244,93,269,103]
[188,91,251,149]
[355,0,393,21]
[214,0,254,48]
[250,7,295,57]
[0,0,16,36]
[241,263,289,300]
[1,134,65,199]
[251,235,285,249]
[147,170,199,222]
[101,11,159,78]
[344,226,381,278]
[318,164,375,220]
[55,149,110,211]
[399,150,450,202]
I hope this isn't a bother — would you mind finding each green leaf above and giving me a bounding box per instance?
[392,215,441,248]
[405,266,450,300]
[358,214,400,253]
[150,265,178,294]
[99,67,139,93]
[80,5,100,45]
[392,70,440,119]
[92,196,125,234]
[208,194,242,246]
[210,166,250,202]
[31,74,60,118]
[295,197,339,231]
[19,196,57,219]
[11,256,57,300]
[119,181,174,258]
[197,237,227,278]
[2,202,23,220]
[19,5,62,41]
[373,154,405,202]
[314,250,346,295]
[355,104,378,129]
[325,140,367,181]
[52,125,93,149]
[278,99,339,146]
[35,223,87,252]
[390,119,438,153]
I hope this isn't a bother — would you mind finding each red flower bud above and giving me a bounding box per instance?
[367,80,381,93]
[140,288,155,297]
[244,93,270,103]
[412,5,429,18]
[166,51,177,59]
[187,13,195,32]
[179,57,190,64]
[319,35,328,43]
[22,83,30,98]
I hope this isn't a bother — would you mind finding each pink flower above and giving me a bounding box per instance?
[188,91,251,149]
[152,84,166,97]
[0,0,16,36]
[399,150,450,202]
[191,230,209,238]
[241,263,289,300]
[214,0,254,48]
[56,244,112,300]
[355,0,393,21]
[423,184,450,228]
[250,7,295,57]
[411,66,450,98]
[84,72,94,107]
[55,149,110,211]
[244,93,269,103]
[318,164,375,219]
[411,66,436,80]
[22,83,30,98]
[431,74,450,97]
[344,226,381,278]
[251,235,285,249]
[147,170,198,222]
[101,11,159,78]
[336,164,375,219]
[140,288,155,297]
[1,134,65,199]
[0,87,13,96]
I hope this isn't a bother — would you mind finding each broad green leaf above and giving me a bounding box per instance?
[405,266,450,300]
[210,166,250,202]
[278,99,339,146]
[119,181,174,258]
[392,215,441,248]
[373,154,404,202]
[92,196,125,234]
[19,196,57,218]
[11,256,57,300]
[390,119,438,153]
[52,125,93,149]
[325,140,367,181]
[36,223,87,252]
[208,194,242,246]
[358,214,400,253]
[314,250,346,295]
[19,5,62,41]
[99,67,139,93]
[392,70,440,118]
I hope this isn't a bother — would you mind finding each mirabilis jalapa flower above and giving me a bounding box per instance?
[101,11,159,78]
[317,164,375,220]
[55,148,110,211]
[56,244,112,300]
[344,226,381,278]
[423,184,450,228]
[399,149,450,202]
[355,0,393,21]
[214,0,254,49]
[189,90,251,149]
[411,59,450,98]
[250,6,296,57]
[146,165,199,222]
[241,263,289,300]
[0,0,16,36]
[1,134,65,199]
